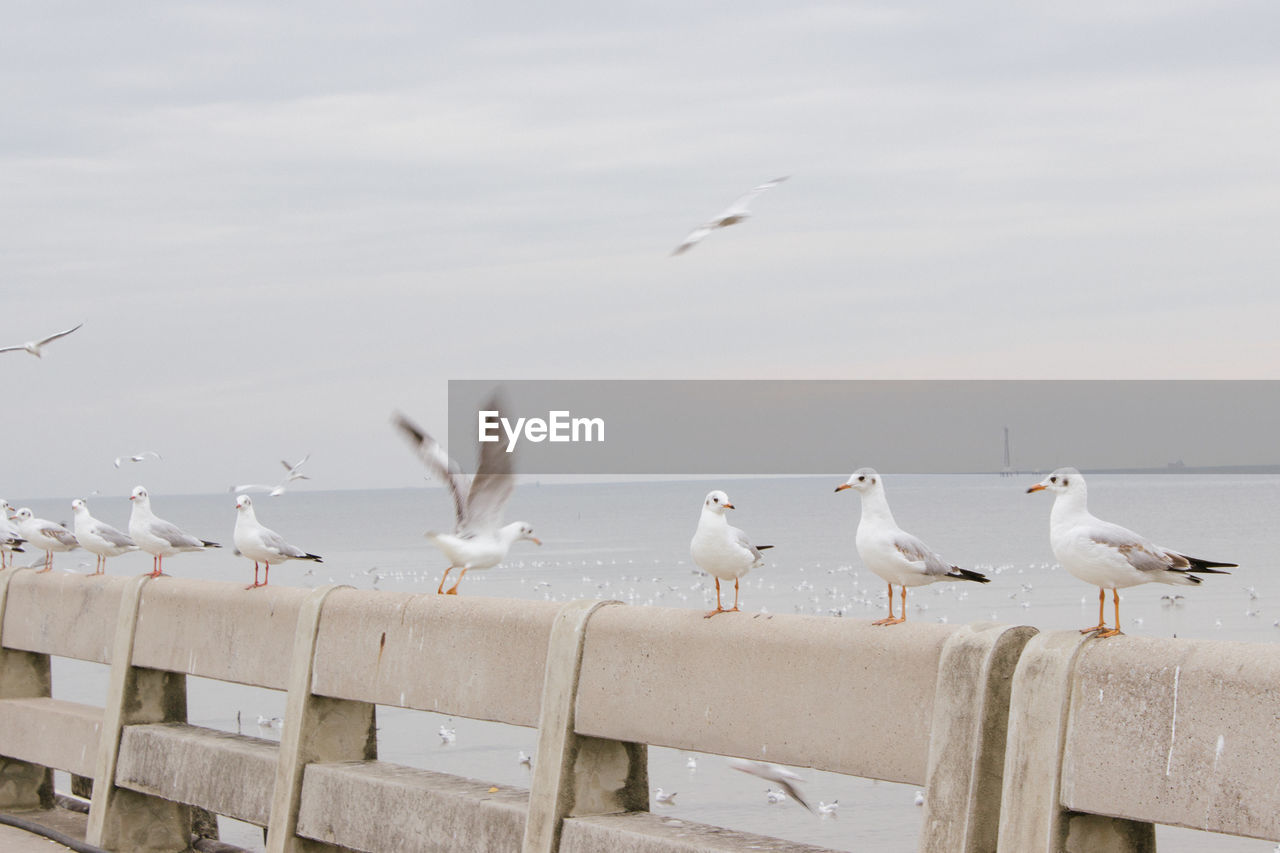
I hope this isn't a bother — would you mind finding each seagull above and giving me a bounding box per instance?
[233,494,322,589]
[0,499,26,568]
[686,755,698,771]
[230,453,312,497]
[765,788,788,804]
[672,177,789,255]
[654,788,678,805]
[914,791,925,807]
[836,468,990,625]
[518,751,532,767]
[393,398,541,595]
[438,724,456,744]
[818,800,839,817]
[729,759,814,813]
[690,490,773,618]
[128,486,221,577]
[113,451,162,469]
[1027,467,1234,638]
[71,499,138,575]
[257,715,283,729]
[0,322,83,358]
[13,508,78,572]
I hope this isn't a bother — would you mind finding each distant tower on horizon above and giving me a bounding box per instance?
[1001,426,1014,476]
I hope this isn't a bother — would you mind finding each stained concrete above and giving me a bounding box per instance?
[560,812,840,852]
[0,698,103,778]
[296,760,529,852]
[575,607,955,784]
[0,571,125,664]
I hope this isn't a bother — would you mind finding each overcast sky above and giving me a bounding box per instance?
[3,1,1279,499]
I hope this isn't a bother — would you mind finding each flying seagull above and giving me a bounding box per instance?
[114,451,162,469]
[672,176,788,255]
[393,397,540,595]
[0,323,84,358]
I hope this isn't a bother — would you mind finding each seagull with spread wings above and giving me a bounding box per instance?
[672,176,788,255]
[393,398,540,595]
[0,323,83,357]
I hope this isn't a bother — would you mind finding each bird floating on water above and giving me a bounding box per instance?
[1028,467,1234,638]
[654,788,678,805]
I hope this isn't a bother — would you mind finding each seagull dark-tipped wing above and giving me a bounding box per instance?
[393,412,470,531]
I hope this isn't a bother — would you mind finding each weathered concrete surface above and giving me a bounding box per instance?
[0,698,103,778]
[310,590,561,726]
[525,601,646,853]
[576,607,955,783]
[87,574,191,853]
[921,622,1038,853]
[296,760,528,853]
[116,723,278,825]
[267,584,374,853]
[0,568,55,810]
[0,571,125,663]
[560,812,839,853]
[1061,635,1280,841]
[997,631,1153,853]
[132,578,308,690]
[0,804,89,851]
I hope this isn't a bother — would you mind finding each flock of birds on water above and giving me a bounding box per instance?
[0,319,1257,824]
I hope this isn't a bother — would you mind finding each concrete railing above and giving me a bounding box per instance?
[0,566,1275,853]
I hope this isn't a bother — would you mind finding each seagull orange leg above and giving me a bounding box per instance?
[704,577,727,618]
[246,562,263,590]
[728,578,741,613]
[37,552,52,573]
[445,568,468,595]
[436,567,454,595]
[1081,588,1107,634]
[874,582,905,625]
[1095,589,1124,639]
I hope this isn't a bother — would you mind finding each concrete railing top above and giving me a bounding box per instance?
[574,604,958,785]
[310,589,563,726]
[1060,634,1280,842]
[0,571,128,665]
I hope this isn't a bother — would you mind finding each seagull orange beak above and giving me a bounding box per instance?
[1026,484,1046,493]
[531,538,542,546]
[834,484,851,492]
[723,503,735,510]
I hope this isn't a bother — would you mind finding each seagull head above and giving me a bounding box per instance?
[1027,467,1083,496]
[236,495,253,511]
[512,522,541,546]
[703,490,734,514]
[835,467,879,494]
[130,486,149,504]
[71,499,88,514]
[15,508,33,522]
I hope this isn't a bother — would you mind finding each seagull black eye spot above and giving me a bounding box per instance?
[1050,477,1057,483]
[1063,478,1069,486]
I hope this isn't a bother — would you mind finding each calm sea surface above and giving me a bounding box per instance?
[21,474,1280,851]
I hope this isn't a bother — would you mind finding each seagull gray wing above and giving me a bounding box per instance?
[722,176,788,216]
[893,533,952,576]
[672,224,714,255]
[280,455,310,479]
[92,521,135,548]
[393,412,470,530]
[462,394,516,535]
[258,527,305,559]
[147,518,204,549]
[1088,524,1178,574]
[40,524,78,547]
[731,526,770,563]
[37,323,84,346]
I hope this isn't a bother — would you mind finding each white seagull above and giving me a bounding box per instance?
[672,176,788,255]
[113,451,162,469]
[836,468,989,625]
[393,401,540,595]
[230,453,312,497]
[0,322,84,358]
[128,486,221,577]
[71,499,138,575]
[13,508,78,572]
[1027,467,1234,638]
[233,494,322,589]
[729,759,814,813]
[0,499,26,568]
[654,788,678,805]
[690,490,772,618]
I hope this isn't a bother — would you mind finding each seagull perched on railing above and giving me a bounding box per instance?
[0,322,83,358]
[836,468,989,625]
[14,508,78,572]
[1027,467,1234,638]
[392,396,540,595]
[0,500,25,568]
[233,494,322,589]
[129,486,220,577]
[72,499,137,575]
[691,490,773,618]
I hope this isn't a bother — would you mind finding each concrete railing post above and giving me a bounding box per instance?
[86,574,191,853]
[266,584,376,853]
[0,568,54,809]
[523,599,646,853]
[921,622,1038,853]
[996,631,1155,853]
